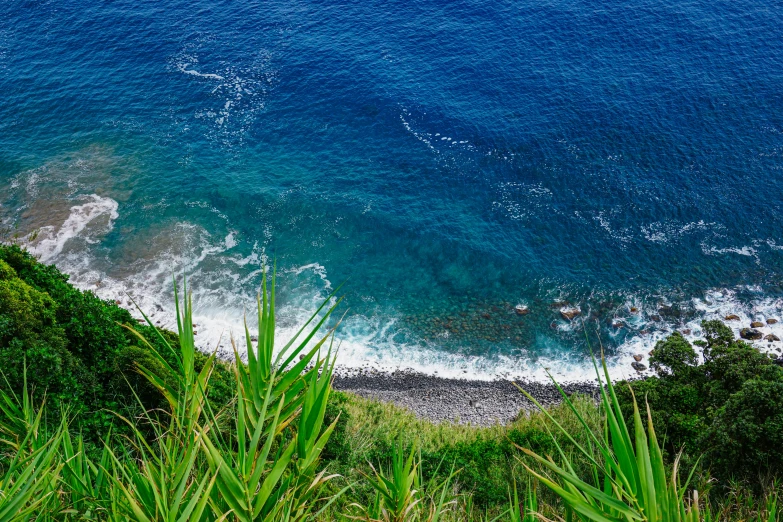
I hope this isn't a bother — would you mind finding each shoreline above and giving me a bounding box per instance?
[333,370,599,426]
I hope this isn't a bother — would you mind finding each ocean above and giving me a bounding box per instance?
[2,0,783,381]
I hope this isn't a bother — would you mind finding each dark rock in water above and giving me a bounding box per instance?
[633,354,643,362]
[631,362,647,372]
[681,329,691,335]
[751,321,765,328]
[630,307,639,313]
[767,318,778,325]
[658,305,681,318]
[651,314,662,322]
[725,314,740,321]
[612,321,626,329]
[560,306,581,321]
[765,334,780,342]
[514,304,529,315]
[740,328,763,341]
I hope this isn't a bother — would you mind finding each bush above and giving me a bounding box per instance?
[0,245,133,374]
[648,331,698,376]
[709,379,783,480]
[617,319,783,483]
[0,244,243,446]
[321,391,352,461]
[0,260,93,404]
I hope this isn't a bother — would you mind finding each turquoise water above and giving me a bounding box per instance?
[2,0,783,379]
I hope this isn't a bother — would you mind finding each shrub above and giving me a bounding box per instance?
[0,261,93,405]
[648,331,698,376]
[617,319,783,483]
[0,245,190,442]
[708,379,783,481]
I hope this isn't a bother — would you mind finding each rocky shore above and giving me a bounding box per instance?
[333,370,598,426]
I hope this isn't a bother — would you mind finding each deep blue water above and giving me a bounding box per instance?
[2,0,783,379]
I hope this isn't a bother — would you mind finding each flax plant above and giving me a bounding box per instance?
[516,354,705,522]
[352,440,461,522]
[0,369,66,520]
[60,429,113,519]
[108,277,222,522]
[118,269,344,521]
[198,271,344,521]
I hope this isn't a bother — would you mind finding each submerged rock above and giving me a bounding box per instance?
[514,304,530,315]
[658,305,682,318]
[740,328,763,341]
[560,306,581,321]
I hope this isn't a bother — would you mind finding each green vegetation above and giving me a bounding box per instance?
[0,243,781,520]
[522,357,708,521]
[0,245,236,446]
[616,322,783,483]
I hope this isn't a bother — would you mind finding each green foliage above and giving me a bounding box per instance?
[321,390,601,512]
[0,262,347,520]
[518,357,706,522]
[0,244,236,446]
[360,440,422,522]
[709,380,783,480]
[617,319,783,484]
[322,391,352,461]
[649,332,698,377]
[508,479,537,522]
[110,345,173,411]
[0,261,91,406]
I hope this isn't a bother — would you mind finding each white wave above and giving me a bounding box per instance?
[701,243,757,257]
[28,195,119,263]
[16,194,783,384]
[171,49,274,145]
[177,62,225,81]
[641,219,715,244]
